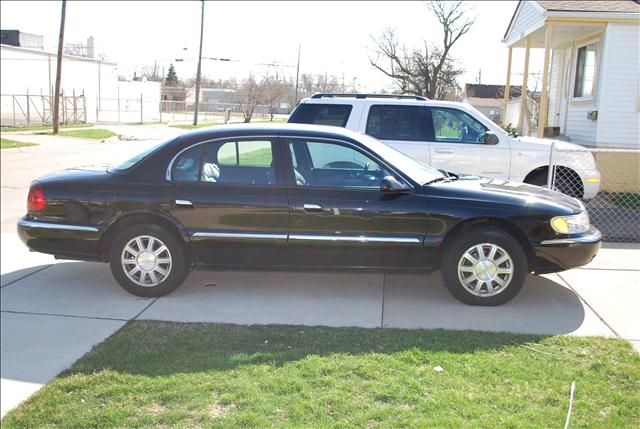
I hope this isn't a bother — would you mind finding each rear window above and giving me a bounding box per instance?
[288,104,352,127]
[366,105,427,141]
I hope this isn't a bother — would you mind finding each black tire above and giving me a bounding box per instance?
[109,224,188,297]
[524,169,547,186]
[441,226,528,306]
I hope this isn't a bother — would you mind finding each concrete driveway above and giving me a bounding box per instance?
[1,127,639,417]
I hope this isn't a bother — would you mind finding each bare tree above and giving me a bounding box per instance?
[369,1,474,99]
[261,72,286,121]
[235,74,264,123]
[141,62,163,82]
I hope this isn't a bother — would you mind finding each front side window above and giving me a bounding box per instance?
[288,104,352,126]
[429,107,488,144]
[171,140,275,185]
[366,105,427,141]
[574,42,598,98]
[288,140,392,189]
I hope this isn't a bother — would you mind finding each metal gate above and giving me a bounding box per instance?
[0,91,86,127]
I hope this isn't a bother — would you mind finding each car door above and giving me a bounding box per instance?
[364,104,431,165]
[282,137,431,269]
[427,107,510,179]
[165,137,290,267]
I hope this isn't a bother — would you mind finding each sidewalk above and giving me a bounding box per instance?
[1,231,638,417]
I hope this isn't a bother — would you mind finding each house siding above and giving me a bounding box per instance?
[595,22,640,149]
[506,1,545,44]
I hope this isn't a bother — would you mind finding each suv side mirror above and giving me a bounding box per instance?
[484,131,499,145]
[380,175,411,193]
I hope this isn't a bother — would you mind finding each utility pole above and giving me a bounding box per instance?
[294,43,301,104]
[193,0,205,126]
[52,0,67,134]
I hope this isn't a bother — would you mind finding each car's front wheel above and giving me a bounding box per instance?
[109,224,188,297]
[441,227,528,306]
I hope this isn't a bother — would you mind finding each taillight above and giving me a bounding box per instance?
[27,183,46,212]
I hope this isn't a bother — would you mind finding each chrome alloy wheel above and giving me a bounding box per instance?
[457,243,514,297]
[121,235,172,287]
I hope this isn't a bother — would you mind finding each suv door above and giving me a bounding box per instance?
[427,107,510,178]
[364,104,430,165]
[166,137,289,267]
[282,137,430,269]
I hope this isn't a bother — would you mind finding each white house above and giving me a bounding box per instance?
[502,0,640,149]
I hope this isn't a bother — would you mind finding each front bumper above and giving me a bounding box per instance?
[17,217,102,259]
[579,168,601,200]
[533,227,602,274]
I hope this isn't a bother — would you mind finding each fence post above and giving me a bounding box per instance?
[96,94,100,123]
[82,90,87,124]
[140,93,144,124]
[547,141,555,189]
[26,89,31,126]
[12,96,16,127]
[72,89,77,124]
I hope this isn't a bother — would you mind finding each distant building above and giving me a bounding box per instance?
[463,84,522,123]
[0,30,43,50]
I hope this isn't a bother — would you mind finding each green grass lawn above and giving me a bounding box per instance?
[0,138,38,149]
[172,117,286,130]
[3,322,638,428]
[0,124,92,132]
[37,128,116,139]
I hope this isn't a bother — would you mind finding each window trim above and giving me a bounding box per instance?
[571,37,600,104]
[281,137,415,192]
[166,136,278,187]
[365,104,428,142]
[427,107,490,145]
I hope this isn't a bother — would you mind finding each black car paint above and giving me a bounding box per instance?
[18,125,599,274]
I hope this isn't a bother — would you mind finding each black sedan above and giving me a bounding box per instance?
[17,124,601,305]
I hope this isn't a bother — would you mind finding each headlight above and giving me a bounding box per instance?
[550,212,590,234]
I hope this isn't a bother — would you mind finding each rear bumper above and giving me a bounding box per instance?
[533,227,602,274]
[17,217,102,259]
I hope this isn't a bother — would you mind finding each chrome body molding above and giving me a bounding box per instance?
[540,229,602,245]
[17,218,99,232]
[191,231,288,240]
[190,231,423,244]
[288,234,422,243]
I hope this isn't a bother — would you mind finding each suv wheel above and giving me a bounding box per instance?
[441,227,527,306]
[110,224,188,297]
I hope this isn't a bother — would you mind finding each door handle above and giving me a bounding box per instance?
[175,199,193,207]
[303,203,324,213]
[435,148,454,154]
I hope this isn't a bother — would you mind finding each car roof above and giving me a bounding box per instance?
[179,122,368,143]
[298,95,469,110]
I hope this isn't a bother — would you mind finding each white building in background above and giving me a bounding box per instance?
[0,41,161,126]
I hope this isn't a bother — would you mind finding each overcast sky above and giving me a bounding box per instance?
[1,0,543,91]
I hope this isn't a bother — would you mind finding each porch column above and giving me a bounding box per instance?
[518,36,531,134]
[503,47,513,124]
[537,24,553,138]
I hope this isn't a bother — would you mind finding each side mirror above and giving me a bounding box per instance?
[380,175,411,193]
[484,131,499,145]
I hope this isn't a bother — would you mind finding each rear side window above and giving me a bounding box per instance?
[288,104,352,127]
[366,105,427,141]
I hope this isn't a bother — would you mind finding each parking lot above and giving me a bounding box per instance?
[1,127,639,416]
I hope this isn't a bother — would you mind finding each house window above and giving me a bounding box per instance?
[573,42,598,98]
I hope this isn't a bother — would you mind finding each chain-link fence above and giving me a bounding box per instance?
[0,92,86,127]
[549,145,640,243]
[160,101,270,124]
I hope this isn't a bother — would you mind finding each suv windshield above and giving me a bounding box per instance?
[108,138,175,173]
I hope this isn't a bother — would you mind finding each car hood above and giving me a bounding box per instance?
[427,175,583,214]
[510,135,589,152]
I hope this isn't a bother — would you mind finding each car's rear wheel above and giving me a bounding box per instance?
[441,227,527,306]
[110,224,188,297]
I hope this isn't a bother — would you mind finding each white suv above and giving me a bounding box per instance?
[288,94,601,199]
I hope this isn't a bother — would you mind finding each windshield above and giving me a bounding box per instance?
[356,133,444,185]
[108,138,176,173]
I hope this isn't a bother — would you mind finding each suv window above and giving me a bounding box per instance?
[288,139,390,189]
[366,105,427,141]
[288,104,352,126]
[171,140,275,185]
[429,107,488,144]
